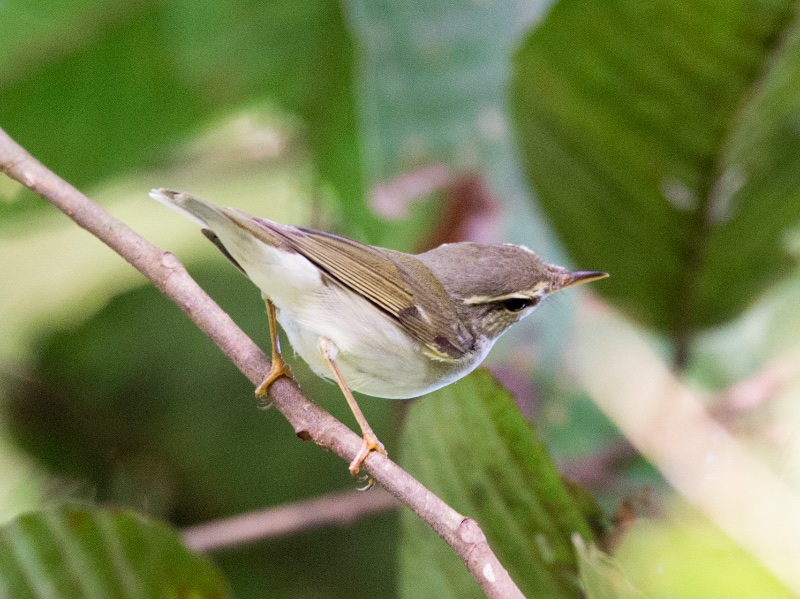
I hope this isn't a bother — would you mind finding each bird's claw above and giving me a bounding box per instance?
[349,432,386,491]
[255,356,294,409]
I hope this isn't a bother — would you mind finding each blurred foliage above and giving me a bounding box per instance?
[615,501,788,598]
[5,266,397,598]
[512,0,800,339]
[0,504,231,599]
[3,0,800,597]
[0,0,368,235]
[575,538,647,599]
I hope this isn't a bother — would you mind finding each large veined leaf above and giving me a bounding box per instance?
[398,370,602,599]
[0,505,230,599]
[512,0,800,337]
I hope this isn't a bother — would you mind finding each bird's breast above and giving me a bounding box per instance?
[273,285,486,399]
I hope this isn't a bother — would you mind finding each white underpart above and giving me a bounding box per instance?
[277,280,432,398]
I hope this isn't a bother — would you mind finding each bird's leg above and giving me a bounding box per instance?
[319,336,386,490]
[255,298,294,408]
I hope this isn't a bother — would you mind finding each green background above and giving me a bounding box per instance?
[2,0,800,597]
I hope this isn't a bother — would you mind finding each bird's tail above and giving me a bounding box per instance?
[148,188,226,229]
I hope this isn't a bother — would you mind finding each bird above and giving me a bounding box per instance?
[150,188,607,484]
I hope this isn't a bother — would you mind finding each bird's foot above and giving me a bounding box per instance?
[255,355,294,410]
[349,432,387,491]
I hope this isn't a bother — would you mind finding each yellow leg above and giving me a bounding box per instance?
[255,298,294,407]
[320,337,386,489]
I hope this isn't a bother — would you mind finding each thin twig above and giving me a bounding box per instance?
[0,127,525,599]
[181,488,399,552]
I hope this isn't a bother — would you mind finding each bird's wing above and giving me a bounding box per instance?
[226,211,469,360]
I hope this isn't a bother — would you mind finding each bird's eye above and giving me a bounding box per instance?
[501,297,533,312]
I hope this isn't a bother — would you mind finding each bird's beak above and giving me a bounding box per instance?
[560,270,609,289]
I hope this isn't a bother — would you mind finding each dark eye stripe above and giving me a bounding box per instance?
[501,297,533,312]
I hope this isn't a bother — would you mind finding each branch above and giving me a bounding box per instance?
[0,127,524,599]
[182,488,399,552]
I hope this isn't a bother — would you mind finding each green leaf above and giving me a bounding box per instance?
[0,505,231,599]
[511,0,800,335]
[398,369,602,599]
